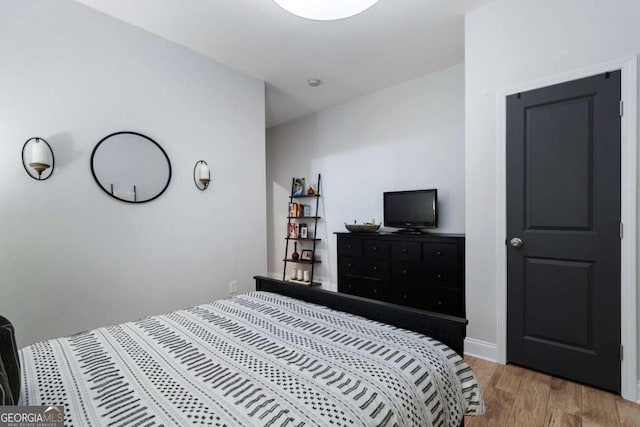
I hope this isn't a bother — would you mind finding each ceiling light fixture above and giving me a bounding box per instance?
[273,0,381,21]
[307,79,322,87]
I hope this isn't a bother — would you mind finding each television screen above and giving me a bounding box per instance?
[384,189,437,231]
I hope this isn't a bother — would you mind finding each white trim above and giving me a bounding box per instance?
[637,381,640,404]
[464,338,498,363]
[495,56,638,401]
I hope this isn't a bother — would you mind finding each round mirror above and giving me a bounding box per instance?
[91,131,172,203]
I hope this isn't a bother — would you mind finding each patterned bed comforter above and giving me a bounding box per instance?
[20,291,484,426]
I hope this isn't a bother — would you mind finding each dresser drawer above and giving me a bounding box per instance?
[363,240,390,259]
[338,237,362,256]
[392,264,459,288]
[392,283,461,316]
[392,262,424,282]
[339,257,389,280]
[391,241,421,262]
[423,242,458,267]
[339,256,360,276]
[359,258,390,280]
[339,276,389,302]
[424,267,459,289]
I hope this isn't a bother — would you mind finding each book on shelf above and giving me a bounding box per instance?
[288,202,300,217]
[287,203,315,218]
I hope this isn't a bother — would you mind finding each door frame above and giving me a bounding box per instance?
[495,56,638,401]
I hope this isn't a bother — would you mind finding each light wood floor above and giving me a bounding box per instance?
[464,356,640,427]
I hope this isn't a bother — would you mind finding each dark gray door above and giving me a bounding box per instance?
[506,71,621,392]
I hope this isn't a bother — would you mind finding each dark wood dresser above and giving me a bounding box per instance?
[336,232,465,317]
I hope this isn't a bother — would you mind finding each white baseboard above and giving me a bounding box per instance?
[636,381,640,403]
[464,338,498,363]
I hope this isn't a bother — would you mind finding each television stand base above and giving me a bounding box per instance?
[392,229,428,235]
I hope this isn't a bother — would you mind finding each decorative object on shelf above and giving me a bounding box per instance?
[344,220,381,233]
[307,184,317,195]
[283,173,322,286]
[291,242,300,260]
[292,177,305,196]
[91,131,172,204]
[194,160,210,190]
[273,0,381,21]
[288,223,299,239]
[22,137,54,181]
[290,269,298,280]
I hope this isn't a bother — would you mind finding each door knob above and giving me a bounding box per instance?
[509,237,524,248]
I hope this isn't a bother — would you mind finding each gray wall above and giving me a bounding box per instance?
[0,0,267,347]
[266,64,465,289]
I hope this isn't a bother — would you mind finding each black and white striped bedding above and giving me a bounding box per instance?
[20,291,484,426]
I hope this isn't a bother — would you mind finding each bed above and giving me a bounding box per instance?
[7,277,484,426]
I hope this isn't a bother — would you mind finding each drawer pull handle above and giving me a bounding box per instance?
[373,246,378,251]
[403,294,408,299]
[373,289,378,294]
[373,266,378,271]
[348,263,352,268]
[436,274,442,279]
[347,284,352,289]
[402,270,407,275]
[402,248,408,253]
[437,251,443,256]
[437,300,443,306]
[348,244,352,249]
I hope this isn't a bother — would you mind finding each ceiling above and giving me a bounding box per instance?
[74,0,493,128]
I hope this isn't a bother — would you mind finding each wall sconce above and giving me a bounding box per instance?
[194,160,210,190]
[22,137,54,181]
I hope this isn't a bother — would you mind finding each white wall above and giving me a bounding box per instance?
[266,64,465,289]
[465,0,640,386]
[0,0,266,348]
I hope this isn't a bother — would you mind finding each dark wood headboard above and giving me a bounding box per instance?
[254,276,467,355]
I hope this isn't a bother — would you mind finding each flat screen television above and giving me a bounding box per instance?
[383,189,437,234]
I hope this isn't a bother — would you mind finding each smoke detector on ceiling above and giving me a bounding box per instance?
[273,0,381,21]
[307,79,322,87]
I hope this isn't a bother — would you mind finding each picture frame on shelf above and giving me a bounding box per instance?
[300,224,308,239]
[292,178,305,196]
[302,205,311,217]
[288,223,299,239]
[301,249,313,261]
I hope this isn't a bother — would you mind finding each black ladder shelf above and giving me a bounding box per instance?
[282,173,322,287]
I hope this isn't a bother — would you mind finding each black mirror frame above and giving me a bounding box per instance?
[90,131,172,204]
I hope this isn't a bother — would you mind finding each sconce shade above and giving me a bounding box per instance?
[22,137,54,181]
[194,160,211,190]
[31,141,50,166]
[199,163,210,184]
